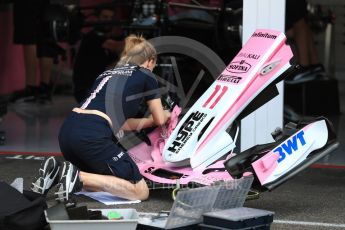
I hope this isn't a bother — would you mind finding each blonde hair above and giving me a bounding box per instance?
[116,35,156,67]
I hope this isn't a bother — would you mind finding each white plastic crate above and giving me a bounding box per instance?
[45,208,138,230]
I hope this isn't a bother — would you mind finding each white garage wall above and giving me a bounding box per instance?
[240,0,286,151]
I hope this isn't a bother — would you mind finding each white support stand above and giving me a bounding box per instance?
[240,0,286,151]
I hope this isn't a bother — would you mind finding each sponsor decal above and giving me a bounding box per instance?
[116,130,124,139]
[218,74,242,84]
[226,60,251,74]
[113,151,125,161]
[274,130,306,163]
[167,111,207,153]
[252,32,277,40]
[238,52,260,60]
[98,65,136,78]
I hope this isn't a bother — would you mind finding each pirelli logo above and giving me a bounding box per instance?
[218,74,242,84]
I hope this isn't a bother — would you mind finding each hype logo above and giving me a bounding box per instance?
[167,111,207,154]
[274,130,306,163]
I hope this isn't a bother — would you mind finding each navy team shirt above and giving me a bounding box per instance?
[79,64,161,137]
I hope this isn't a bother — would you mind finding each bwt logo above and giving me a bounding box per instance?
[274,130,306,163]
[167,111,206,153]
[226,60,251,74]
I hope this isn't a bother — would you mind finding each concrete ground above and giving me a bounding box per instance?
[0,154,344,230]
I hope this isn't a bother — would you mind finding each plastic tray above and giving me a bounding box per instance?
[203,207,274,229]
[211,177,254,211]
[137,177,254,229]
[45,208,138,230]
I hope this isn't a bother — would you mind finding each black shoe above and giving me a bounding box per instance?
[54,162,83,202]
[38,82,53,103]
[9,86,39,103]
[31,157,61,194]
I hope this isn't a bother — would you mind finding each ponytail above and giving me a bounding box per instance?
[116,35,157,67]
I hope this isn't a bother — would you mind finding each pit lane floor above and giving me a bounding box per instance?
[0,90,344,229]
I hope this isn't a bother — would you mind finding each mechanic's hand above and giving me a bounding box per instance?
[164,110,171,122]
